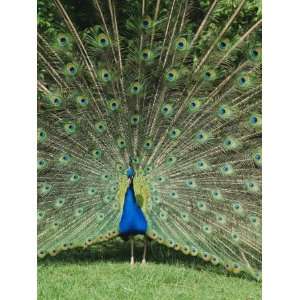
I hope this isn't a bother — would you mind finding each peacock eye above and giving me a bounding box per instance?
[103,73,109,78]
[168,73,174,79]
[219,108,226,114]
[178,42,184,48]
[198,134,203,139]
[255,154,261,160]
[141,16,153,29]
[205,72,211,77]
[130,82,142,95]
[239,77,246,84]
[57,34,71,47]
[220,42,226,48]
[112,102,116,107]
[65,63,78,76]
[97,33,110,47]
[140,48,154,62]
[165,69,178,82]
[252,50,258,57]
[175,37,188,51]
[191,102,196,107]
[251,116,258,124]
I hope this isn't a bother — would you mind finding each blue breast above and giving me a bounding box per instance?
[119,185,147,236]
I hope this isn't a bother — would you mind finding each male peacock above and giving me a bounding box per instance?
[37,0,262,279]
[119,166,148,265]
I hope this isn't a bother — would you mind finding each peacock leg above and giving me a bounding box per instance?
[130,236,135,265]
[142,236,147,264]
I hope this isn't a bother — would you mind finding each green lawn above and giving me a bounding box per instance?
[38,239,261,300]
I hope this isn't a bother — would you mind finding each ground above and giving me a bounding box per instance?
[38,239,261,300]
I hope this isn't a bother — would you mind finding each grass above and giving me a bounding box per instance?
[38,239,261,300]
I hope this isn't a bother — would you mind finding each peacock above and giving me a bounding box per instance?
[37,0,262,280]
[119,166,149,265]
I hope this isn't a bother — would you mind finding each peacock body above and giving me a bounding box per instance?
[119,167,148,239]
[37,0,262,280]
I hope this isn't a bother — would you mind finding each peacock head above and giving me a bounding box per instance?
[127,167,135,185]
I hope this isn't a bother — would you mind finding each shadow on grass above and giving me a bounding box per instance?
[38,238,256,281]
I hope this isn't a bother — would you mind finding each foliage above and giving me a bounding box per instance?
[37,0,261,34]
[37,1,57,34]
